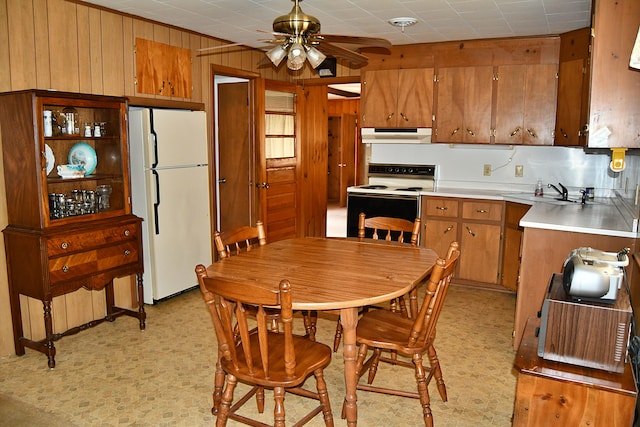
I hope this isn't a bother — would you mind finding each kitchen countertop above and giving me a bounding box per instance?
[420,187,639,238]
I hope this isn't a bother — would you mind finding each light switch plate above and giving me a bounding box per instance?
[515,165,523,177]
[484,164,491,176]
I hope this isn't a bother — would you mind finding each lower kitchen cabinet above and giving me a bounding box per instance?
[422,196,504,288]
[500,202,531,291]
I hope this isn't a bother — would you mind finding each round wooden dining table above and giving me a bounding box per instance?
[204,237,439,426]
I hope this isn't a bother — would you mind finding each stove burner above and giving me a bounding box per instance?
[360,185,388,189]
[395,187,423,191]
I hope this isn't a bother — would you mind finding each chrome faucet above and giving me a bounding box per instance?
[548,183,568,200]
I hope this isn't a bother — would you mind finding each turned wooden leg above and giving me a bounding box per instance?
[428,343,447,402]
[409,287,419,320]
[398,296,409,318]
[343,343,368,419]
[333,318,343,352]
[340,307,359,426]
[303,310,317,341]
[217,374,236,426]
[413,353,434,427]
[273,386,285,427]
[212,354,225,414]
[367,348,382,384]
[256,387,265,413]
[43,300,56,369]
[136,273,146,329]
[314,368,334,426]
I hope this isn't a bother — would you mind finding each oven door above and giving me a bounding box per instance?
[346,193,420,241]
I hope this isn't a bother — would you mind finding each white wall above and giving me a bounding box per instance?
[369,144,640,199]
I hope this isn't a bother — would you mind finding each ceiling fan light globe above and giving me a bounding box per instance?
[266,44,288,66]
[305,46,326,68]
[287,42,306,70]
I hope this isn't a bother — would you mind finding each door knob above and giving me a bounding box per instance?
[218,178,227,184]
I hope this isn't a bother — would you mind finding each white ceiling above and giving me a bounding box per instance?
[83,0,592,49]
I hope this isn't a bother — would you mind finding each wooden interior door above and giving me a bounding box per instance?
[218,81,251,232]
[339,113,357,207]
[327,116,341,202]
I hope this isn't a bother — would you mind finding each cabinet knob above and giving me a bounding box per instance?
[444,225,454,234]
[62,265,69,273]
[61,242,69,249]
[450,127,459,136]
[436,206,448,211]
[510,127,521,137]
[466,128,475,137]
[526,128,537,138]
[465,226,476,237]
[400,112,409,122]
[386,112,395,121]
[124,250,131,256]
[476,209,488,213]
[124,229,130,237]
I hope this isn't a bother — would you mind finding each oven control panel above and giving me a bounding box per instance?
[368,164,436,178]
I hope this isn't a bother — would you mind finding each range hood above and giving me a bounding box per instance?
[361,127,432,143]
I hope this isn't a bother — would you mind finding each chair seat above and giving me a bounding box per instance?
[223,332,332,388]
[356,308,430,356]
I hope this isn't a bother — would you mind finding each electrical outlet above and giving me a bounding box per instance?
[483,164,491,176]
[515,164,523,177]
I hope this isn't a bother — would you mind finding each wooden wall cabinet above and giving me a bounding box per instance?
[135,38,193,99]
[587,0,640,148]
[494,64,557,145]
[0,90,146,368]
[361,68,433,128]
[554,28,591,147]
[500,202,530,291]
[434,66,493,143]
[421,196,503,287]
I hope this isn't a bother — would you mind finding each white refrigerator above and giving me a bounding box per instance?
[128,108,212,304]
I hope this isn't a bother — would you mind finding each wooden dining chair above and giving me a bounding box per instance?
[346,242,460,427]
[214,220,317,340]
[333,212,421,352]
[195,265,335,427]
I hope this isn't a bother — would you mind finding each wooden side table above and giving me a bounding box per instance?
[513,317,637,426]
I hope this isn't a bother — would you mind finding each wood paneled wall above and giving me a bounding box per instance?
[0,0,361,357]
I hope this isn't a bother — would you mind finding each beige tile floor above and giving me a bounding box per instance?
[0,283,517,427]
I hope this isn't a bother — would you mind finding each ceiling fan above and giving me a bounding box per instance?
[199,0,391,71]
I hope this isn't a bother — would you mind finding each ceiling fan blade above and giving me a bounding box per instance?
[316,42,369,66]
[315,34,392,49]
[197,42,246,52]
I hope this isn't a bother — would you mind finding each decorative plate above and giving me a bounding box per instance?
[45,144,55,175]
[68,142,97,175]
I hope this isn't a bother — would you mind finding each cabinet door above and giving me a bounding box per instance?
[423,218,458,259]
[462,66,493,143]
[135,38,192,98]
[435,67,465,143]
[459,222,501,284]
[396,68,434,128]
[555,59,587,146]
[522,64,557,145]
[361,69,399,127]
[436,66,493,143]
[495,64,556,145]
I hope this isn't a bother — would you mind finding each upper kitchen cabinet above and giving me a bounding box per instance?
[587,0,640,148]
[494,64,557,145]
[434,66,493,143]
[361,68,433,128]
[554,28,591,147]
[135,38,193,99]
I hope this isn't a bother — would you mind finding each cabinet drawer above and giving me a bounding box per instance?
[462,201,502,221]
[47,224,138,256]
[424,198,459,217]
[48,240,138,283]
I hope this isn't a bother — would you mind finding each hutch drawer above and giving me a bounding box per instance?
[47,223,138,256]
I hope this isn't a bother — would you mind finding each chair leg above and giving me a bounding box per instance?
[412,353,434,427]
[273,386,285,427]
[397,296,409,318]
[314,368,335,426]
[428,343,447,402]
[217,374,237,427]
[367,348,382,384]
[303,310,317,341]
[256,387,265,413]
[333,318,343,352]
[212,356,225,414]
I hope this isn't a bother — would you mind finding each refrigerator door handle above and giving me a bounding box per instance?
[153,169,161,235]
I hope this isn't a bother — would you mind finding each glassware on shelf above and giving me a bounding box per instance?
[62,107,79,135]
[96,184,112,211]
